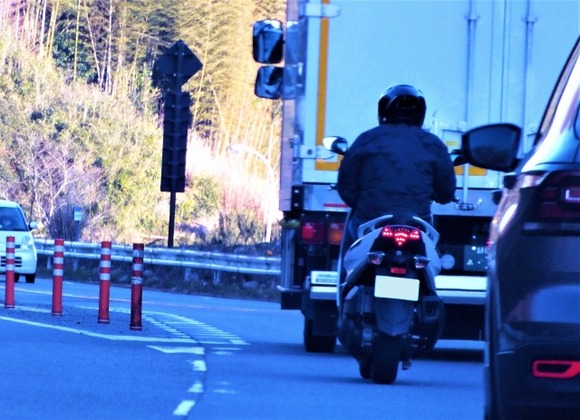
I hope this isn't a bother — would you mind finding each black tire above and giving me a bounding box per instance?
[485,288,500,420]
[371,333,403,384]
[13,273,20,283]
[303,318,336,353]
[359,357,372,379]
[25,274,36,284]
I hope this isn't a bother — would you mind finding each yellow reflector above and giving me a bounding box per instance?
[455,166,487,176]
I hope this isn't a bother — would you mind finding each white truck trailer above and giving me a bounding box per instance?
[252,0,580,352]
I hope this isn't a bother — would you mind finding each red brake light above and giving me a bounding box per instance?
[535,172,580,219]
[381,226,421,247]
[562,185,580,203]
[532,360,580,379]
[301,222,327,244]
[390,266,407,275]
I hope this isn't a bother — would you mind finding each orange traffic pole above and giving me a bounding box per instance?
[4,236,15,309]
[129,243,144,331]
[51,238,64,316]
[98,241,112,324]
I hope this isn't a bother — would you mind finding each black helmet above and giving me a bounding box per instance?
[378,84,426,126]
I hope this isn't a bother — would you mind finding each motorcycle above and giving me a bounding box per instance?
[324,136,446,384]
[337,212,445,384]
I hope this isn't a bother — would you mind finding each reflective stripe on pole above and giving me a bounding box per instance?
[52,238,64,316]
[98,241,112,324]
[129,243,144,331]
[4,236,15,309]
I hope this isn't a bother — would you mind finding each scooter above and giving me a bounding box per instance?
[336,212,445,384]
[322,136,446,384]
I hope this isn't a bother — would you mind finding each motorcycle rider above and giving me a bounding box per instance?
[337,84,456,287]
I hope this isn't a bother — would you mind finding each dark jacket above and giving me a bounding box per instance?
[337,123,456,222]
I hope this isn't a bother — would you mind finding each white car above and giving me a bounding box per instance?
[0,199,38,283]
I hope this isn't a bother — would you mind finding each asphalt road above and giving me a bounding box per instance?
[0,278,484,419]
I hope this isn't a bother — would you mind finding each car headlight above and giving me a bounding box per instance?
[20,235,34,250]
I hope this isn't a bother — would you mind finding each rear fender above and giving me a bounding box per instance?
[375,298,414,336]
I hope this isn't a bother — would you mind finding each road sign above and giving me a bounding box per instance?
[153,40,203,248]
[154,40,203,88]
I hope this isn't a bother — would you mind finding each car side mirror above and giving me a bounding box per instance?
[461,123,521,172]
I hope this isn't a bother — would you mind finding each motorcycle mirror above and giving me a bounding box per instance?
[449,149,467,166]
[452,155,467,166]
[323,136,349,155]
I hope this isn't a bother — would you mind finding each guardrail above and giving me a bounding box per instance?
[34,239,281,277]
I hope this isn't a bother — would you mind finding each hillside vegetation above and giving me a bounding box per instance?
[0,0,284,247]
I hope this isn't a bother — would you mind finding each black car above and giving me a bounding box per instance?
[461,36,580,420]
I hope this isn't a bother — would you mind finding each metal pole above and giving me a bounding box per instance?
[168,190,176,247]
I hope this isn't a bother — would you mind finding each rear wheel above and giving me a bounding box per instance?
[371,333,403,384]
[359,357,372,379]
[304,318,336,353]
[25,274,36,284]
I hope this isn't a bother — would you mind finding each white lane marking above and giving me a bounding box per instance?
[148,346,205,355]
[188,381,204,393]
[214,389,236,395]
[213,350,240,356]
[144,311,249,346]
[0,316,195,343]
[192,360,207,372]
[173,400,196,416]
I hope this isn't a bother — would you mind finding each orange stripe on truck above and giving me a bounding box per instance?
[455,166,487,176]
[315,0,340,172]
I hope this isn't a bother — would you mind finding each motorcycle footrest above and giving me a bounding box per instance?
[417,295,444,324]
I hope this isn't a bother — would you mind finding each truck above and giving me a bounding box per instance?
[251,0,580,352]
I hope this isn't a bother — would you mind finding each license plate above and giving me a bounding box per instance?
[374,275,420,301]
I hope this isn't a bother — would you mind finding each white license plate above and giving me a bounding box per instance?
[374,275,420,301]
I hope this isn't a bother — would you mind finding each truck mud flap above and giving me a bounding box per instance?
[302,297,338,336]
[279,288,304,310]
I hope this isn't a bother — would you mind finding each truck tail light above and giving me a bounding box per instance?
[327,222,344,245]
[301,220,344,245]
[301,222,327,244]
[532,172,580,219]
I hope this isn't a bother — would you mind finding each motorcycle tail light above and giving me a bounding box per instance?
[381,226,421,247]
[367,251,385,265]
[301,222,327,244]
[327,222,344,245]
[390,266,406,275]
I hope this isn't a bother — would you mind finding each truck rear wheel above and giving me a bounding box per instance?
[303,318,336,353]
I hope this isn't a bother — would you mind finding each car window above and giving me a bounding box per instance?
[534,37,580,147]
[0,208,28,231]
[576,94,580,139]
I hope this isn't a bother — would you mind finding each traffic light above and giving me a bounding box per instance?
[160,92,192,192]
